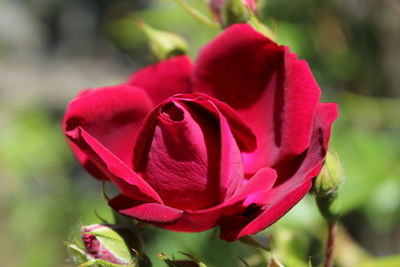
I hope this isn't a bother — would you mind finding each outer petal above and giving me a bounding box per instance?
[219,103,338,241]
[63,85,162,202]
[63,84,154,171]
[128,55,193,105]
[193,24,321,177]
[67,141,109,180]
[109,195,183,224]
[159,168,277,232]
[108,154,275,233]
[66,127,162,203]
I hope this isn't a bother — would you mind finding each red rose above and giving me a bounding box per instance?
[63,24,338,241]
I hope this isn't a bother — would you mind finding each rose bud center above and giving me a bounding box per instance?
[133,94,249,211]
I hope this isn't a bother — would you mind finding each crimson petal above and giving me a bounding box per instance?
[66,127,162,203]
[128,55,193,105]
[109,195,182,224]
[158,168,276,233]
[63,85,154,171]
[193,24,321,176]
[219,103,338,241]
[176,93,257,152]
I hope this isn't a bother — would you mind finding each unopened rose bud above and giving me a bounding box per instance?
[81,224,141,265]
[312,150,344,222]
[209,0,256,27]
[313,150,344,197]
[137,21,188,61]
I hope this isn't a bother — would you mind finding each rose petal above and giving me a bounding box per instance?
[230,168,277,204]
[193,24,321,177]
[128,55,193,105]
[67,141,109,180]
[66,127,162,203]
[134,94,257,210]
[158,168,276,232]
[214,102,244,200]
[220,180,312,242]
[176,93,257,152]
[63,84,154,175]
[219,103,338,241]
[135,100,222,210]
[109,195,183,224]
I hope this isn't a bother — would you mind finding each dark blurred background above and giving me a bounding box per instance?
[0,0,399,266]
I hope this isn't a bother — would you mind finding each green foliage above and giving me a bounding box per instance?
[105,1,220,60]
[359,255,400,267]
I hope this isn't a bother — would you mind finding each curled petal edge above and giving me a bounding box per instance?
[219,103,339,241]
[66,127,162,203]
[108,168,277,232]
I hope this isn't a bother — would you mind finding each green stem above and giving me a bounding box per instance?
[171,0,220,28]
[324,222,337,267]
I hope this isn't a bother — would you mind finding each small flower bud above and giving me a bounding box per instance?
[81,224,141,265]
[209,0,256,27]
[313,150,344,197]
[312,150,344,222]
[137,21,188,61]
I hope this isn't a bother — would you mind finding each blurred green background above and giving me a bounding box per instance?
[0,0,399,266]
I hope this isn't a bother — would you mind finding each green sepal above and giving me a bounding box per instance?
[157,253,207,267]
[247,16,276,41]
[78,259,137,267]
[170,0,219,28]
[267,254,284,267]
[138,21,188,61]
[65,241,91,264]
[219,0,276,41]
[239,235,270,251]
